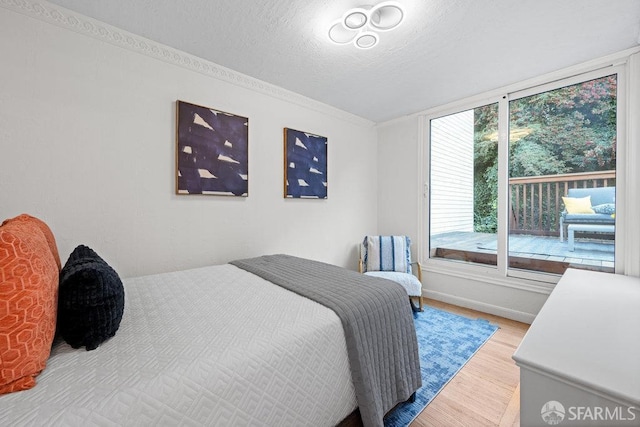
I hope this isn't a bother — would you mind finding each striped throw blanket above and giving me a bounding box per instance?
[364,235,411,273]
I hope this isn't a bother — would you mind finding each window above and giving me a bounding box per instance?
[428,69,621,278]
[429,103,498,267]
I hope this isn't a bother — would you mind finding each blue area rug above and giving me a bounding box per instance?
[384,306,499,426]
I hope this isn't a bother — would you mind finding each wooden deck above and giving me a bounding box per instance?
[431,231,614,272]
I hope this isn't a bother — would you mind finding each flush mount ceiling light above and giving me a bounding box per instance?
[328,1,404,49]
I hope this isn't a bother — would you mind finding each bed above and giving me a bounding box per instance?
[0,216,421,427]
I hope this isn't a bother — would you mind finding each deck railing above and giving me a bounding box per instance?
[509,170,616,236]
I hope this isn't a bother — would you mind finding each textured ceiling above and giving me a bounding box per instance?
[46,0,640,123]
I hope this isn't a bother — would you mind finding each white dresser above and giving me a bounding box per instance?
[513,269,640,426]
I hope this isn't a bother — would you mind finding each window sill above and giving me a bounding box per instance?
[421,258,556,295]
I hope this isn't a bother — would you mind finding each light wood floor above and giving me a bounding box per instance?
[411,299,530,427]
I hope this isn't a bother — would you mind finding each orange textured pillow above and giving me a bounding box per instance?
[0,215,59,394]
[1,214,61,270]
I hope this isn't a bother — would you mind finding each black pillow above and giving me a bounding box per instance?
[58,245,125,350]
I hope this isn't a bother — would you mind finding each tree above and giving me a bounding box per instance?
[509,75,616,176]
[472,75,617,233]
[474,104,498,232]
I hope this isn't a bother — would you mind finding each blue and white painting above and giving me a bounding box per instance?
[284,128,328,199]
[176,100,248,196]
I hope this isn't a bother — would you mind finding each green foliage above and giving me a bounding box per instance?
[509,75,617,175]
[472,75,617,232]
[474,104,499,232]
[510,135,568,177]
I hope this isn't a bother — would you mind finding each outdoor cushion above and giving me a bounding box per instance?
[592,203,616,215]
[564,213,615,224]
[562,196,594,214]
[567,187,615,206]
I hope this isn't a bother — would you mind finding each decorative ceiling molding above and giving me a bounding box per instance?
[0,0,374,127]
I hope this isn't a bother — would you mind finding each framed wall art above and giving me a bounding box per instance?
[176,100,248,196]
[283,128,327,199]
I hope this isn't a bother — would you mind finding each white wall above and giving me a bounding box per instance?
[0,6,378,278]
[376,118,421,246]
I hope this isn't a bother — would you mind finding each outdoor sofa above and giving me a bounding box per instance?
[559,186,616,242]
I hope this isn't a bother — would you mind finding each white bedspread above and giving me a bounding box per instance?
[0,264,357,426]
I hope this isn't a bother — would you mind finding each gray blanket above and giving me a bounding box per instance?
[230,254,421,427]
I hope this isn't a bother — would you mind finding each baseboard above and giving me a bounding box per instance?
[424,290,536,324]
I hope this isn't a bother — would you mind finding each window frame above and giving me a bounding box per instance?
[421,62,630,287]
